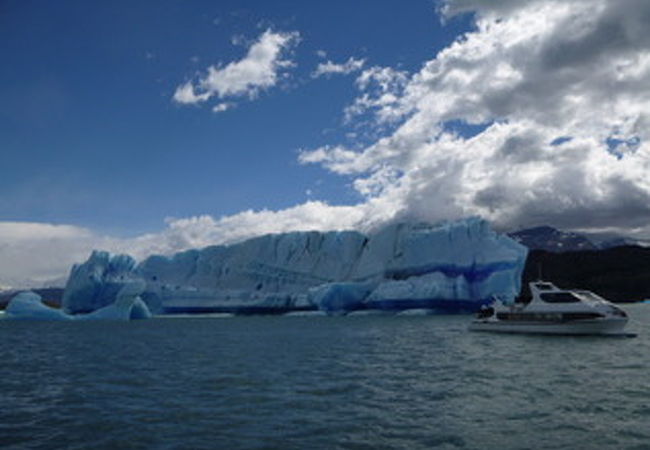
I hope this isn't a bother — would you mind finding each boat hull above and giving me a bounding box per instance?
[469,317,628,335]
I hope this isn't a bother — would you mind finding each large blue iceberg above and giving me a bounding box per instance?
[60,218,527,316]
[62,251,139,314]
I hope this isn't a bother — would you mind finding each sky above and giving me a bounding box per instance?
[2,0,650,287]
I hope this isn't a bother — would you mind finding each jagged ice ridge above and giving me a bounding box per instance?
[51,218,527,318]
[4,218,527,319]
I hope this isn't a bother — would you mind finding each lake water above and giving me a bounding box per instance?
[1,305,649,449]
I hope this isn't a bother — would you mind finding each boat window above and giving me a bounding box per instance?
[477,306,494,318]
[539,292,581,303]
[535,283,555,290]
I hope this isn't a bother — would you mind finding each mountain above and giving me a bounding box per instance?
[521,246,650,302]
[597,237,650,249]
[509,226,597,252]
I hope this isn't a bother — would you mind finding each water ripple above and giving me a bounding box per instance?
[1,306,649,449]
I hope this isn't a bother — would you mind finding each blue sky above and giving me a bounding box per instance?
[2,0,650,286]
[0,0,471,236]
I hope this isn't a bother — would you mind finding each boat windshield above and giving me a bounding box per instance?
[572,291,606,304]
[539,292,581,303]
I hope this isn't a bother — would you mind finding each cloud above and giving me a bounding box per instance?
[0,202,373,288]
[438,0,550,18]
[312,57,365,78]
[173,29,299,107]
[301,0,650,236]
[212,102,235,113]
[172,81,211,104]
[7,0,650,286]
[0,222,111,288]
[154,201,369,248]
[343,66,410,124]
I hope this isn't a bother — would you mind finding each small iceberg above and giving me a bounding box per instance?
[5,291,73,321]
[346,309,393,317]
[4,281,151,321]
[154,313,235,319]
[283,310,328,317]
[396,308,437,316]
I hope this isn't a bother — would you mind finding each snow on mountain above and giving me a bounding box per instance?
[597,237,650,250]
[508,226,597,252]
[61,218,528,315]
[509,225,650,252]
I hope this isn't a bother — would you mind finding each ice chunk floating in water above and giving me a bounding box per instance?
[63,218,528,315]
[5,281,151,321]
[6,291,73,321]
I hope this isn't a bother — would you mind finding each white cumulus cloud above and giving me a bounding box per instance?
[212,102,234,113]
[343,65,410,124]
[0,202,374,288]
[7,0,650,286]
[302,0,650,236]
[312,57,366,78]
[173,29,299,107]
[172,81,211,104]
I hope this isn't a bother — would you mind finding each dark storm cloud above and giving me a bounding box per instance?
[539,0,650,71]
[440,0,547,18]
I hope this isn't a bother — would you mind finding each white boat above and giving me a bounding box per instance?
[469,281,629,335]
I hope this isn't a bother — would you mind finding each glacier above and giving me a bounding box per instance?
[56,217,527,317]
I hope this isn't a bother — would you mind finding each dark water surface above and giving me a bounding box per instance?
[2,306,649,449]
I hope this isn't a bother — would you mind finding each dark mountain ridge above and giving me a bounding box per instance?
[522,246,650,302]
[509,225,650,252]
[509,225,597,252]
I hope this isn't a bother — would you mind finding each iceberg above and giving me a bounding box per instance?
[309,282,374,314]
[5,281,151,321]
[62,218,528,315]
[5,291,73,321]
[62,250,138,314]
[77,280,151,320]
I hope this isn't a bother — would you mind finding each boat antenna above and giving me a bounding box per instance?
[537,263,543,281]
